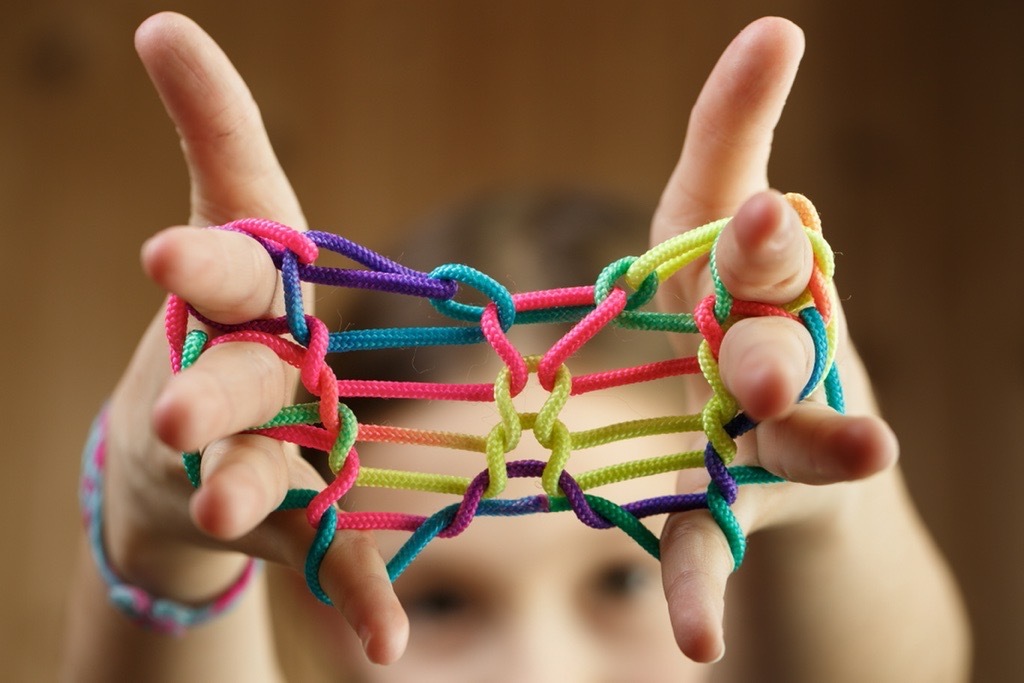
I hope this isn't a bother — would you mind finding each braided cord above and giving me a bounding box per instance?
[165,194,842,600]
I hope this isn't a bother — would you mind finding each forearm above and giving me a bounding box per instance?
[724,468,970,682]
[61,540,283,683]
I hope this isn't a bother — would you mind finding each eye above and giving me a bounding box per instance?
[581,560,662,636]
[594,561,653,600]
[402,586,473,622]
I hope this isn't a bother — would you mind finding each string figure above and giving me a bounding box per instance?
[164,192,842,605]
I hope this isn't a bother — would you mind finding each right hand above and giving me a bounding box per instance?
[103,11,407,663]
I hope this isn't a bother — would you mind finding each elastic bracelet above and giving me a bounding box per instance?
[79,405,259,636]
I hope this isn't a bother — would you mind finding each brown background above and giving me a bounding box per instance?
[2,1,1021,680]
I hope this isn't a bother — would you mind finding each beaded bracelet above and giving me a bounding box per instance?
[79,406,259,636]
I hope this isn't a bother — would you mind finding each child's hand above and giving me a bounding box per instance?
[103,12,407,663]
[651,17,898,663]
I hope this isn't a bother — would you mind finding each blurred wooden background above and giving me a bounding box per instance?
[1,1,1021,680]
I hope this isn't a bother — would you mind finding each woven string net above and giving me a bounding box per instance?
[164,192,843,605]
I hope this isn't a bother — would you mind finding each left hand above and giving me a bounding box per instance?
[650,17,898,663]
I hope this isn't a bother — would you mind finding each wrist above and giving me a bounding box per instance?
[106,387,258,601]
[753,467,902,561]
[81,404,258,634]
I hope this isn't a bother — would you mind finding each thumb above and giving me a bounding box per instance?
[135,12,306,230]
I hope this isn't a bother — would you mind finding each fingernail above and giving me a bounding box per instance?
[735,191,784,249]
[757,192,798,255]
[358,625,373,656]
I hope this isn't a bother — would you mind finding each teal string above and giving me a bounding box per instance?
[282,251,310,346]
[710,466,784,569]
[557,494,662,559]
[428,263,516,329]
[180,329,207,488]
[306,506,337,605]
[825,362,845,414]
[593,256,660,311]
[708,235,733,322]
[799,307,828,400]
[276,488,336,606]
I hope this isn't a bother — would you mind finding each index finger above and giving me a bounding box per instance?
[135,12,306,230]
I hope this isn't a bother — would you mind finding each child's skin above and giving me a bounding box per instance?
[61,12,970,683]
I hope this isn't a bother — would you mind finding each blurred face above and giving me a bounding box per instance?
[291,379,710,683]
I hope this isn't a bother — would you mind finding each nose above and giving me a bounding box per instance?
[494,586,604,683]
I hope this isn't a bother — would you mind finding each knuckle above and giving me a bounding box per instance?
[661,512,733,576]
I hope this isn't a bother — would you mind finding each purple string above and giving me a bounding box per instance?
[623,493,709,518]
[438,461,547,537]
[307,231,426,277]
[703,413,756,504]
[557,465,610,528]
[481,495,551,517]
[186,306,293,334]
[297,265,456,298]
[437,459,721,536]
[243,231,458,301]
